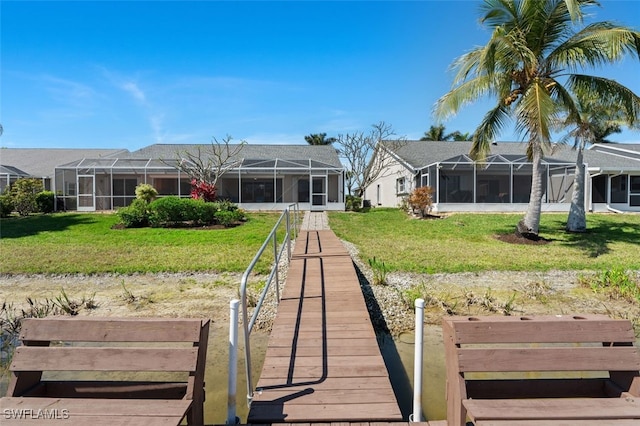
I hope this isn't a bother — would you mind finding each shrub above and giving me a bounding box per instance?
[214,209,243,227]
[215,198,238,212]
[10,178,44,216]
[135,184,158,203]
[148,196,184,227]
[345,195,362,212]
[190,179,217,202]
[0,194,14,217]
[409,186,434,217]
[35,191,55,213]
[117,199,150,228]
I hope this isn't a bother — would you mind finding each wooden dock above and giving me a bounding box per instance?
[247,230,404,423]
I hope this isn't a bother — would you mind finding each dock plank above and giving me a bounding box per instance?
[248,230,402,423]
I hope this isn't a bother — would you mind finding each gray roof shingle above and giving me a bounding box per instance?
[382,140,640,172]
[0,148,127,177]
[127,143,343,168]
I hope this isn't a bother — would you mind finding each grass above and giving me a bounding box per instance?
[0,212,283,274]
[2,209,639,275]
[329,209,640,273]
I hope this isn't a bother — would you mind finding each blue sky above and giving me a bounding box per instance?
[2,0,640,150]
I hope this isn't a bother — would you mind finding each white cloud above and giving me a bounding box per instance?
[121,81,146,104]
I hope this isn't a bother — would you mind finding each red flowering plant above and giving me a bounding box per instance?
[190,179,217,202]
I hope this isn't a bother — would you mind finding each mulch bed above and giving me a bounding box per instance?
[495,233,552,245]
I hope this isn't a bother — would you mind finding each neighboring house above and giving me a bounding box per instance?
[365,141,640,213]
[53,144,345,212]
[0,148,126,194]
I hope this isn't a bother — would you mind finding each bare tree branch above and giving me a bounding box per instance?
[337,121,406,197]
[173,135,246,188]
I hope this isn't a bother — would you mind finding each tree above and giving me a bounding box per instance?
[10,178,44,216]
[561,93,639,232]
[435,0,640,239]
[337,121,406,198]
[173,135,246,194]
[451,131,472,141]
[420,125,471,141]
[420,125,455,141]
[304,133,337,145]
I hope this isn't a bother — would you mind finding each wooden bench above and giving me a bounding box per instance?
[1,316,209,425]
[442,314,640,426]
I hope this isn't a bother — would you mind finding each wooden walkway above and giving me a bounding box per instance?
[247,230,404,423]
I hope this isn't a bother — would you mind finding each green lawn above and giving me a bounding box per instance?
[2,209,639,275]
[0,213,283,274]
[328,209,640,273]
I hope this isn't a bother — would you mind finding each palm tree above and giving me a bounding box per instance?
[305,133,337,145]
[435,0,640,239]
[562,93,639,232]
[451,131,472,141]
[420,124,455,141]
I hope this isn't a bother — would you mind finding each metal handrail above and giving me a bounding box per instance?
[238,203,300,408]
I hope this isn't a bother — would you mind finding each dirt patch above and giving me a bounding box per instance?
[0,273,245,324]
[495,233,552,245]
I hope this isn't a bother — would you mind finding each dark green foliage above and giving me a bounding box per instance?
[0,194,14,217]
[345,195,362,212]
[148,196,184,226]
[214,210,243,227]
[118,196,244,228]
[10,178,44,216]
[35,191,55,214]
[118,199,150,228]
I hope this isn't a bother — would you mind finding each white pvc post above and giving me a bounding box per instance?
[226,299,240,424]
[412,298,425,422]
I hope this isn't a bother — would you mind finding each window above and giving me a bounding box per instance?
[631,176,640,193]
[611,175,628,203]
[396,177,406,194]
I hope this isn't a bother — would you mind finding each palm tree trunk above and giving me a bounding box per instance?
[517,143,544,239]
[566,146,587,232]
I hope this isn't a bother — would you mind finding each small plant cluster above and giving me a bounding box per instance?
[579,268,640,303]
[408,186,434,218]
[345,195,364,212]
[190,179,217,202]
[368,257,389,285]
[117,184,245,228]
[401,283,518,317]
[1,178,55,217]
[1,289,98,370]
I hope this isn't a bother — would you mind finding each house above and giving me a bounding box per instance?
[0,148,126,194]
[364,141,640,213]
[52,143,345,211]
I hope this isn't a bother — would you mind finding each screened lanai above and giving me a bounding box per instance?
[55,156,345,211]
[418,153,576,209]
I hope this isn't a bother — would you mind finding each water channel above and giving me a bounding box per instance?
[204,322,446,424]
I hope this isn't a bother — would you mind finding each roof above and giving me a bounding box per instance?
[381,140,640,173]
[0,148,127,177]
[126,143,343,169]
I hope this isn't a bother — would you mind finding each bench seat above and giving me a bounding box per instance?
[443,314,640,426]
[2,317,209,426]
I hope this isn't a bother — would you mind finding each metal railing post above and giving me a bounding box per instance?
[411,298,425,422]
[237,203,299,410]
[285,209,291,261]
[273,235,280,303]
[226,299,240,424]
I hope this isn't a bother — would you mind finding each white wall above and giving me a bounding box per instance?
[363,156,415,208]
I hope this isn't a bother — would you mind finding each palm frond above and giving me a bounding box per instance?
[433,74,497,121]
[470,104,511,161]
[568,74,640,126]
[514,80,558,157]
